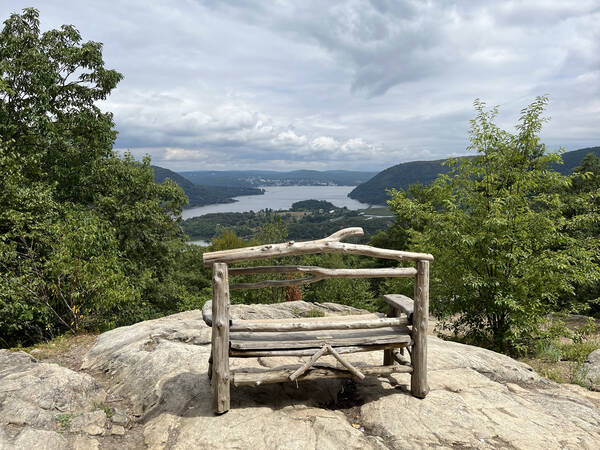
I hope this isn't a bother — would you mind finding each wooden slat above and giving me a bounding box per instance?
[229,267,418,290]
[231,277,314,290]
[229,342,410,357]
[289,345,328,381]
[382,294,414,323]
[230,316,408,332]
[202,227,434,265]
[230,265,417,277]
[232,364,413,386]
[230,327,411,350]
[236,312,383,324]
[327,345,365,380]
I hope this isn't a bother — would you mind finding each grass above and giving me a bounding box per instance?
[10,331,97,361]
[303,308,326,318]
[520,317,600,388]
[56,413,76,431]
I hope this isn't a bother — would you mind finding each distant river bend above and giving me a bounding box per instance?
[182,185,370,220]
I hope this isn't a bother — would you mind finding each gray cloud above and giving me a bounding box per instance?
[2,0,599,171]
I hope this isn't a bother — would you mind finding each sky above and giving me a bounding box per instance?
[3,1,599,172]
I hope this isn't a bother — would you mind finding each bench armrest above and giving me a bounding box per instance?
[382,294,414,324]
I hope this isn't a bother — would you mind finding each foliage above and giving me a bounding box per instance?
[301,254,377,311]
[0,8,122,203]
[256,215,288,244]
[0,9,208,347]
[389,97,598,353]
[291,200,336,211]
[182,207,393,242]
[349,147,600,206]
[562,153,600,314]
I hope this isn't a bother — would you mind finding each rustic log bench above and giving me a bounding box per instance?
[201,227,433,414]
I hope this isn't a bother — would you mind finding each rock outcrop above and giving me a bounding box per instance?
[2,301,600,449]
[585,348,600,391]
[0,349,108,449]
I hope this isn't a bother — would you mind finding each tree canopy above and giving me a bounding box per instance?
[388,97,599,353]
[0,9,202,347]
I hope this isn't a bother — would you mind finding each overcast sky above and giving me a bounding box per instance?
[3,1,599,171]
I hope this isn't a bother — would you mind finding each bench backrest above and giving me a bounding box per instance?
[203,228,432,412]
[202,227,432,298]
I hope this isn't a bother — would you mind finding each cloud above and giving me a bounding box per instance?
[2,0,599,171]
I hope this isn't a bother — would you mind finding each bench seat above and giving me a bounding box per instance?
[230,326,412,351]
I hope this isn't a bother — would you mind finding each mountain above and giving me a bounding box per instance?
[151,166,263,209]
[349,146,600,205]
[179,170,377,187]
[553,146,600,174]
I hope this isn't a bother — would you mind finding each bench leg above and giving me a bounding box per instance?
[212,262,230,414]
[411,260,429,398]
[383,304,396,365]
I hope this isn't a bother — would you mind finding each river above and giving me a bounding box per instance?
[181,185,370,220]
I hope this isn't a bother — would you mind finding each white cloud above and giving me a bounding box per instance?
[3,0,598,171]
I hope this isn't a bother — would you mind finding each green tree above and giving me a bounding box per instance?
[0,9,195,346]
[562,153,600,313]
[389,97,597,353]
[0,8,122,202]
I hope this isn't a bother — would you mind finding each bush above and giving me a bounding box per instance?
[389,97,598,353]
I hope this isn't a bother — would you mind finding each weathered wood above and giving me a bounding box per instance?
[231,277,315,290]
[239,312,383,325]
[392,351,411,366]
[302,267,417,278]
[230,316,408,332]
[229,266,417,290]
[230,265,416,277]
[230,327,412,350]
[229,265,310,275]
[326,345,365,380]
[383,303,398,366]
[232,364,413,387]
[211,263,230,414]
[411,260,429,398]
[382,294,415,324]
[289,345,328,381]
[230,343,408,357]
[202,227,434,265]
[203,226,431,411]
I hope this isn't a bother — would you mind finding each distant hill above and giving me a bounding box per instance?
[151,166,263,209]
[180,170,376,187]
[349,146,600,205]
[553,146,600,174]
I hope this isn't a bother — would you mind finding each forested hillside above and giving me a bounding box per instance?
[152,166,263,208]
[181,169,376,187]
[182,204,393,242]
[349,146,600,205]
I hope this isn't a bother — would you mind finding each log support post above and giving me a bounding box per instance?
[411,260,429,398]
[211,263,230,414]
[383,303,397,366]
